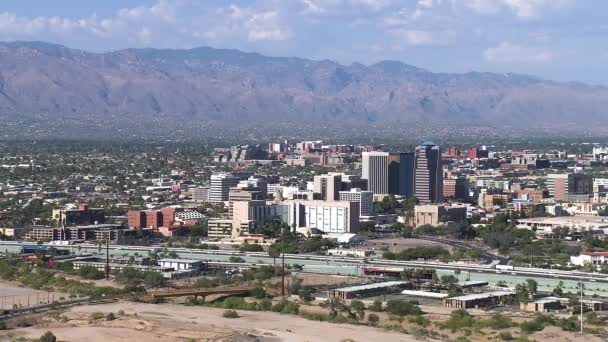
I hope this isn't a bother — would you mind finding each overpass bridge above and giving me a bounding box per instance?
[144,287,252,301]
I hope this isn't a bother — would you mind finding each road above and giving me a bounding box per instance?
[2,241,608,295]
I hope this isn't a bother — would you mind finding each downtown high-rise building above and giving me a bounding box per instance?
[547,173,593,202]
[209,173,240,202]
[313,174,342,201]
[362,152,414,197]
[362,152,389,194]
[415,141,443,203]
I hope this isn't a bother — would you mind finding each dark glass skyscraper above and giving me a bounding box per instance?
[362,151,415,197]
[415,141,443,203]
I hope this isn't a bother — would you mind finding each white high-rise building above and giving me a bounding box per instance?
[362,152,389,194]
[339,188,374,217]
[209,173,239,202]
[415,141,443,203]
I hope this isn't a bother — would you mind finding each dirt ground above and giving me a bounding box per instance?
[0,301,420,342]
[0,281,69,310]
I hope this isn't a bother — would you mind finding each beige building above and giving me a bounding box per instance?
[231,200,269,223]
[313,174,341,201]
[207,219,255,240]
[414,204,467,227]
[0,227,32,239]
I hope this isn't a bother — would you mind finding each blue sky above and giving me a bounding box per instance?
[0,0,607,84]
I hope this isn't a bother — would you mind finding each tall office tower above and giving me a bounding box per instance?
[397,152,415,198]
[362,152,389,194]
[209,173,239,202]
[547,173,593,202]
[415,141,443,203]
[314,174,342,201]
[362,152,414,196]
[443,177,469,200]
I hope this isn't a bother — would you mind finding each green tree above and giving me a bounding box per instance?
[526,279,538,297]
[385,299,422,316]
[143,272,165,288]
[350,300,366,320]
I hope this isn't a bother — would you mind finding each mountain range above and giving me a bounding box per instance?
[0,41,606,139]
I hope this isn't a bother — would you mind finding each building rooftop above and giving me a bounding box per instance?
[532,296,603,304]
[519,216,608,223]
[447,291,515,301]
[457,280,489,288]
[401,290,449,299]
[158,258,203,264]
[582,252,608,257]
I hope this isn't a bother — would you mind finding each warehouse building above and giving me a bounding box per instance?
[444,291,515,309]
[328,281,407,300]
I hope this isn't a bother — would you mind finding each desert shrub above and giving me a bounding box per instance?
[89,312,105,320]
[480,313,515,329]
[222,310,239,318]
[15,317,33,327]
[369,300,383,312]
[367,313,380,326]
[257,299,272,311]
[441,309,474,331]
[39,331,57,342]
[498,332,514,341]
[300,310,330,321]
[408,315,430,327]
[250,287,266,299]
[383,324,408,333]
[385,299,422,316]
[271,300,300,315]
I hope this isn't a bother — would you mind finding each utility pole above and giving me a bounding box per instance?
[281,227,285,299]
[105,238,110,280]
[530,238,533,268]
[580,281,584,334]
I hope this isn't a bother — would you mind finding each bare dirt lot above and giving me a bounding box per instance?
[0,280,69,310]
[0,301,419,342]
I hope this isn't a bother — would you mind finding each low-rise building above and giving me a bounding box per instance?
[0,227,33,239]
[570,252,608,266]
[327,249,374,257]
[52,204,105,227]
[24,224,131,242]
[414,204,467,227]
[328,281,408,300]
[517,216,608,238]
[158,258,207,271]
[443,291,515,309]
[521,296,608,313]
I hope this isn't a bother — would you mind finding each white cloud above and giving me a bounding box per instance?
[463,0,572,19]
[404,30,434,45]
[483,42,554,63]
[0,0,294,49]
[463,0,502,15]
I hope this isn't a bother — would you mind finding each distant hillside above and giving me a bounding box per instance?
[0,41,606,138]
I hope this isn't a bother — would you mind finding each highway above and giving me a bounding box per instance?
[2,241,608,296]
